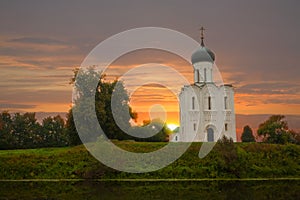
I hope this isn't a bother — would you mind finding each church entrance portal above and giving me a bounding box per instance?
[207,128,214,142]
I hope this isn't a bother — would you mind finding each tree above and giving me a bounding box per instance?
[130,119,170,142]
[10,112,42,148]
[66,109,82,146]
[257,115,292,144]
[67,67,137,144]
[42,115,66,147]
[0,111,14,149]
[241,125,255,142]
[289,130,300,145]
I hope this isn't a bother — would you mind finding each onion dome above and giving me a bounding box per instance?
[191,46,215,64]
[191,26,215,64]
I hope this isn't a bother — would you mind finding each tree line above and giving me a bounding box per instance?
[0,67,170,149]
[0,111,67,149]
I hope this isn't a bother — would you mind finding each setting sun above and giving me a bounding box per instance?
[167,123,179,131]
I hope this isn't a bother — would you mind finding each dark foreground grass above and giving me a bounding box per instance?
[0,142,299,180]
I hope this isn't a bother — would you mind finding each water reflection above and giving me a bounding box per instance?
[0,180,299,199]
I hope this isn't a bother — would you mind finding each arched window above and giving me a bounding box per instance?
[207,128,214,142]
[208,96,211,110]
[197,69,200,82]
[193,123,196,131]
[192,96,195,110]
[225,123,228,131]
[204,68,207,82]
[224,96,228,110]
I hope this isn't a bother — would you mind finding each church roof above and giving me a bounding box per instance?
[191,26,215,64]
[191,46,215,64]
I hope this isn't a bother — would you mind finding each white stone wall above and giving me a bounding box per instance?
[178,83,236,142]
[177,56,237,143]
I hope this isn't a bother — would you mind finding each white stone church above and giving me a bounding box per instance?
[172,29,236,142]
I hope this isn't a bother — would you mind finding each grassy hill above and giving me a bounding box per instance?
[0,142,299,180]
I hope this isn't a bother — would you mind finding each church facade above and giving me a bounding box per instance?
[172,29,236,142]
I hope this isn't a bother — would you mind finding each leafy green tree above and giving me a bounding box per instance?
[11,112,42,148]
[67,67,137,144]
[289,130,300,145]
[42,115,66,147]
[68,67,109,144]
[66,109,82,146]
[0,111,14,149]
[241,125,255,142]
[96,79,138,140]
[257,115,292,144]
[130,119,170,142]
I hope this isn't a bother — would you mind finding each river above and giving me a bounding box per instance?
[0,179,299,199]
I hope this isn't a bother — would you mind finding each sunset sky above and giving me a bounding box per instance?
[1,0,300,139]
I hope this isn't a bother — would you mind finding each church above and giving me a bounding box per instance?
[172,28,236,142]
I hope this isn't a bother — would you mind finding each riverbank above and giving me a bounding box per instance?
[0,142,299,179]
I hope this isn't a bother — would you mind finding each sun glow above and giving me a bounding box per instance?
[167,123,179,131]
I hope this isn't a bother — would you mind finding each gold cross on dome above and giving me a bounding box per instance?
[199,26,205,46]
[199,26,205,38]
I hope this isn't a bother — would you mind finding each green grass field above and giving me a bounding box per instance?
[0,142,299,180]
